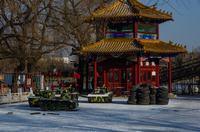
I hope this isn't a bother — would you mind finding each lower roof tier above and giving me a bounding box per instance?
[82,39,187,55]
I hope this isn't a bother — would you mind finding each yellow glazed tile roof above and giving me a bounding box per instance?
[82,39,142,54]
[85,0,173,22]
[92,1,133,18]
[82,39,187,54]
[138,39,187,53]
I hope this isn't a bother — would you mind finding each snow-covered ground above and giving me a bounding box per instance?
[0,95,200,132]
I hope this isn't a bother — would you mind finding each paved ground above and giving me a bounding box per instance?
[0,95,200,132]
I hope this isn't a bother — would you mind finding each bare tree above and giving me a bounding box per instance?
[0,0,74,92]
[0,0,111,92]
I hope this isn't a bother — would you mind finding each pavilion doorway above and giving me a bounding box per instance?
[106,66,134,94]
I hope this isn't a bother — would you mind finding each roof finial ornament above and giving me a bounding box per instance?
[184,45,187,49]
[163,10,165,13]
[170,12,173,16]
[153,5,157,10]
[169,40,173,45]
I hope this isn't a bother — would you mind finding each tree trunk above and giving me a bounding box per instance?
[12,60,25,93]
[27,59,38,88]
[27,61,37,73]
[78,55,85,93]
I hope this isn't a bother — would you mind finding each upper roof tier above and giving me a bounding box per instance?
[84,0,174,23]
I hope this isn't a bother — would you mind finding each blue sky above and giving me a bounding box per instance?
[138,0,200,52]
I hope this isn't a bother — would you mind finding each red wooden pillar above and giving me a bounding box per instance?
[156,60,160,87]
[134,21,139,84]
[131,65,134,86]
[156,24,159,40]
[168,57,172,93]
[134,63,138,85]
[94,56,97,88]
[134,21,138,38]
[86,57,89,92]
[103,21,106,39]
[138,56,141,83]
[103,61,106,86]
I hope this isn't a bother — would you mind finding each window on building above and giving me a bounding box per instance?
[115,71,119,82]
[145,60,149,66]
[107,23,133,33]
[109,71,113,82]
[137,24,157,40]
[143,72,146,81]
[128,71,132,82]
[138,24,156,33]
[152,76,155,81]
[106,23,134,39]
[151,61,156,66]
[140,61,143,66]
[121,70,126,83]
[148,72,151,81]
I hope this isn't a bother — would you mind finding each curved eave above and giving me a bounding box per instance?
[84,15,173,23]
[139,39,187,54]
[82,50,141,54]
[144,50,187,54]
[82,39,187,55]
[137,15,174,22]
[83,15,133,23]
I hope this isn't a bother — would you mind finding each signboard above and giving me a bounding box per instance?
[26,78,32,87]
[152,71,156,76]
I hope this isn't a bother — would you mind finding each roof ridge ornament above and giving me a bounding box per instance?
[153,5,157,10]
[169,40,173,45]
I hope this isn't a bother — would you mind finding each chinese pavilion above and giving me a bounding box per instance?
[82,0,187,94]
